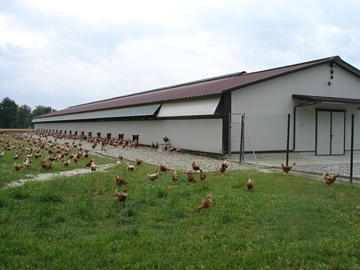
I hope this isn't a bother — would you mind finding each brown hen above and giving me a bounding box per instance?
[160,163,171,172]
[187,171,196,183]
[147,170,159,181]
[246,178,254,191]
[115,188,128,204]
[136,158,143,165]
[192,161,200,172]
[172,170,178,181]
[323,172,340,187]
[198,192,212,211]
[281,162,296,174]
[115,175,128,186]
[14,163,23,171]
[200,169,206,181]
[127,163,137,171]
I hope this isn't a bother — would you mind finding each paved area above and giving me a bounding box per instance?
[229,151,360,168]
[229,151,360,185]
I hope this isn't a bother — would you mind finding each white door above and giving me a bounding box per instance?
[316,111,331,155]
[331,111,345,155]
[316,110,345,155]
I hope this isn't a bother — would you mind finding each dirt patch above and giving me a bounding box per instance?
[5,164,113,188]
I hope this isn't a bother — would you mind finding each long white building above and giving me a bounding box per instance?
[33,56,360,156]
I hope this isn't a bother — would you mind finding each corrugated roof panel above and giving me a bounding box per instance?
[32,103,161,123]
[157,96,221,117]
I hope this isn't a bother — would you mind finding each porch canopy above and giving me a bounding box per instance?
[292,94,360,104]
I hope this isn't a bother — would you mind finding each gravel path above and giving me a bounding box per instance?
[51,136,252,173]
[7,134,359,187]
[4,135,268,189]
[7,164,113,188]
[48,136,360,183]
[295,163,360,178]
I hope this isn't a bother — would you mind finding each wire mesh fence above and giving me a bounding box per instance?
[229,113,360,183]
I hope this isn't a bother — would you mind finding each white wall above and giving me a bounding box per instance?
[34,118,223,153]
[231,63,360,152]
[232,64,360,116]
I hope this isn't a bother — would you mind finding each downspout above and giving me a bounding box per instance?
[293,101,318,151]
[222,92,232,154]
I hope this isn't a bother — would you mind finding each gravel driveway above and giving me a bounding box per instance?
[6,134,360,187]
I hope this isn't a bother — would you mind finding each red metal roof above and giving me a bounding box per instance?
[35,55,358,119]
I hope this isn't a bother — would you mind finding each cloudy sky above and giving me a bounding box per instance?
[1,0,360,111]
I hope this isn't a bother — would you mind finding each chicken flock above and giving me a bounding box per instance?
[1,131,342,213]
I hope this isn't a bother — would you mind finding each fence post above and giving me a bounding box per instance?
[228,114,231,157]
[239,115,245,164]
[350,114,354,184]
[286,114,290,166]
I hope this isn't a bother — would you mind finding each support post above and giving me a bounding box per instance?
[239,115,245,164]
[228,114,231,157]
[350,114,354,184]
[286,113,290,166]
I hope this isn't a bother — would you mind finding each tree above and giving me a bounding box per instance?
[29,105,56,128]
[16,105,32,128]
[31,105,54,118]
[0,97,18,128]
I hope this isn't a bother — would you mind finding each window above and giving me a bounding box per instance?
[107,133,111,139]
[133,134,139,141]
[118,134,124,140]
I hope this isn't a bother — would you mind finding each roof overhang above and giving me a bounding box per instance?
[292,94,360,105]
[32,103,161,123]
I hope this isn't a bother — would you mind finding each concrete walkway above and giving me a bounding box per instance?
[228,151,360,185]
[229,151,359,168]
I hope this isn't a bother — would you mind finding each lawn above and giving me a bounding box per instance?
[0,132,359,269]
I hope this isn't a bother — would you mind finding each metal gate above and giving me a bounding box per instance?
[228,113,258,165]
[228,113,245,158]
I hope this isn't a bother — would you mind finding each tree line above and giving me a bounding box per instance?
[0,97,57,129]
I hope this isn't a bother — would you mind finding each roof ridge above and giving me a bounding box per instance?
[243,56,338,76]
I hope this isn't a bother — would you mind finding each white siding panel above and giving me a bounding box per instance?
[34,118,223,153]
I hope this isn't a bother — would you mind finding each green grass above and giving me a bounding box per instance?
[0,133,360,269]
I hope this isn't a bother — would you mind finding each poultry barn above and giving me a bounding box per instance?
[32,55,360,157]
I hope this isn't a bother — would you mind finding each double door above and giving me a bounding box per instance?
[316,110,345,155]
